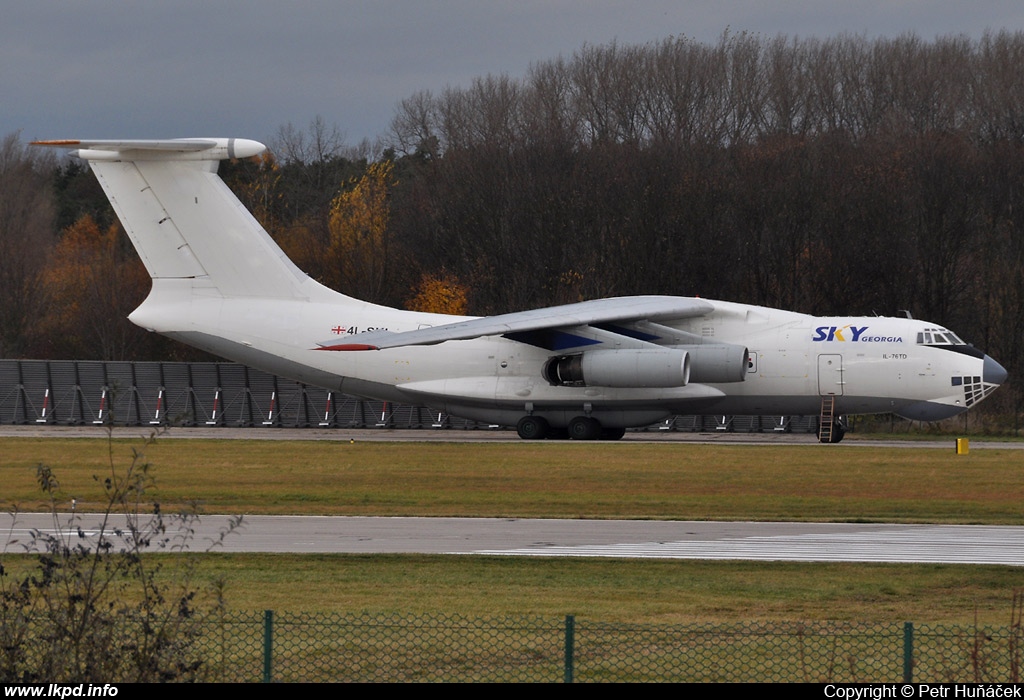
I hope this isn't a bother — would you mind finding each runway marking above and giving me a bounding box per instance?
[3,528,100,537]
[470,526,1024,565]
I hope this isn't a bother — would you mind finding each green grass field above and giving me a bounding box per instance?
[2,435,1023,624]
[3,437,1023,522]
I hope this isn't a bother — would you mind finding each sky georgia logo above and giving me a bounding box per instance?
[812,325,903,342]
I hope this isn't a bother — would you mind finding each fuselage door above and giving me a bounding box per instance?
[817,354,844,396]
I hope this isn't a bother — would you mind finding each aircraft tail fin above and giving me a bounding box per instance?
[34,138,315,300]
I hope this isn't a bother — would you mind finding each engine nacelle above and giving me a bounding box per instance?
[545,349,691,388]
[677,343,749,383]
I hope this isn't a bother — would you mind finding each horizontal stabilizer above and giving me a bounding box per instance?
[33,138,265,161]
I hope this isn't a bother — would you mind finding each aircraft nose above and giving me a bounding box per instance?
[983,354,1008,385]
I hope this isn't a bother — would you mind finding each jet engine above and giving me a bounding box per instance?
[545,349,691,388]
[545,344,748,388]
[676,343,748,383]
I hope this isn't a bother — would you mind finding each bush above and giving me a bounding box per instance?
[0,430,241,682]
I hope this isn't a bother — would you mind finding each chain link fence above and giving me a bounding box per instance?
[192,612,1023,683]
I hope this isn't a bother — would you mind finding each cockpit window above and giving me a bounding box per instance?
[917,327,966,346]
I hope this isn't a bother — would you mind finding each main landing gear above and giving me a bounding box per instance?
[516,415,626,441]
[567,416,601,440]
[516,415,549,440]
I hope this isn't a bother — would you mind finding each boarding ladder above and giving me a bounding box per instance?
[818,394,836,443]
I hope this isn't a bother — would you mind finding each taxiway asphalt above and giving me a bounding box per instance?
[5,514,1023,565]
[2,424,1020,449]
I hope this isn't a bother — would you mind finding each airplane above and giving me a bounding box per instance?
[34,137,1007,442]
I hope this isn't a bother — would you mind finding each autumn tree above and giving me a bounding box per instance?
[37,215,150,360]
[324,160,398,302]
[406,272,469,315]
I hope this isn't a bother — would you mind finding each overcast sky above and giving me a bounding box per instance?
[5,1,1024,149]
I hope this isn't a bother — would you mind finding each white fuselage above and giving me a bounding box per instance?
[133,284,996,429]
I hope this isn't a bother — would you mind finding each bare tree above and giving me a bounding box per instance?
[0,133,56,357]
[390,90,439,157]
[271,115,347,165]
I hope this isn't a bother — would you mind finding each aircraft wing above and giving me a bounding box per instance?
[318,295,713,350]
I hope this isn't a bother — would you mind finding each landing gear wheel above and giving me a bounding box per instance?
[567,416,602,440]
[516,415,549,440]
[600,427,626,441]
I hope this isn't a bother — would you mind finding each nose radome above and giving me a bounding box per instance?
[983,354,1008,385]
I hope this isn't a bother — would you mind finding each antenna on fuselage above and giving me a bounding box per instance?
[898,309,914,319]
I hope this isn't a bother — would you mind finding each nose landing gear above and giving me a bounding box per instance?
[819,418,846,443]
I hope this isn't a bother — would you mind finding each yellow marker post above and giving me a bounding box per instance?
[956,438,969,455]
